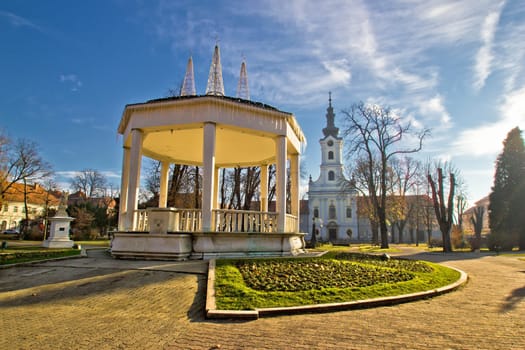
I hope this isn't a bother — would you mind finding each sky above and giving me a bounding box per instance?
[1,0,525,206]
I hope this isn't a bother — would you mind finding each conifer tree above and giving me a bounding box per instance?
[489,127,525,251]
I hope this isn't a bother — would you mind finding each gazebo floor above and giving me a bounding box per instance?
[110,232,306,260]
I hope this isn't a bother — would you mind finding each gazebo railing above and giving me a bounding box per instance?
[131,208,296,233]
[285,214,298,233]
[212,209,278,233]
[134,209,148,231]
[178,209,202,232]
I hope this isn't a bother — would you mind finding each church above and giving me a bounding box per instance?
[306,95,361,244]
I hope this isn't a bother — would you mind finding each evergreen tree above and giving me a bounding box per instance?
[489,127,525,251]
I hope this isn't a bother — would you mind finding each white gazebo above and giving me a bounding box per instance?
[111,94,307,259]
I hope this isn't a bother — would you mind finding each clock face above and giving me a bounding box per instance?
[327,140,333,146]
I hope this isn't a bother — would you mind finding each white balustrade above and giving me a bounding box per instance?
[132,208,297,234]
[134,209,149,231]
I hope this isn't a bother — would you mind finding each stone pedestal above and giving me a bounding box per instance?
[148,208,179,234]
[43,214,75,248]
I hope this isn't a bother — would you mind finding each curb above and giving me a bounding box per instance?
[0,249,87,269]
[205,260,468,320]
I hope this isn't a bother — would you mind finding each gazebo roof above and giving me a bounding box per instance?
[117,95,305,168]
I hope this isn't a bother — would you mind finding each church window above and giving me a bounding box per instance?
[313,208,319,218]
[329,204,336,219]
[13,206,18,213]
[2,204,7,212]
[346,207,352,218]
[328,171,335,181]
[328,151,334,160]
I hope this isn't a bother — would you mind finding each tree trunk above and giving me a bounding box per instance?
[428,168,454,252]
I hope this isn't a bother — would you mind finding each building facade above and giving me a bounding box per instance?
[0,183,60,232]
[306,95,359,244]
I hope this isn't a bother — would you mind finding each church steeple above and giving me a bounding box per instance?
[180,56,196,96]
[322,92,339,138]
[205,44,225,96]
[236,58,250,100]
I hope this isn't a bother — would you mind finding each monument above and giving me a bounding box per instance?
[43,193,75,248]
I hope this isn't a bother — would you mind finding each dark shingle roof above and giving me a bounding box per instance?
[126,94,291,115]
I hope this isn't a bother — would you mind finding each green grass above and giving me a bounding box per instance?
[0,246,81,265]
[214,251,460,310]
[75,240,110,247]
[356,244,402,253]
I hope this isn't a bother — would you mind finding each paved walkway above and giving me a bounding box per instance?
[0,248,524,349]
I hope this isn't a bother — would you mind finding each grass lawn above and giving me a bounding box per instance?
[214,251,460,310]
[75,240,110,247]
[0,246,81,265]
[356,244,402,253]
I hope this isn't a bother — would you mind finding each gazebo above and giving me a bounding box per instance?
[111,47,307,260]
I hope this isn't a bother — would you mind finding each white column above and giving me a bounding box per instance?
[290,153,300,232]
[275,136,287,232]
[213,166,220,210]
[118,146,130,231]
[260,164,268,212]
[202,122,216,231]
[159,161,170,208]
[125,129,143,231]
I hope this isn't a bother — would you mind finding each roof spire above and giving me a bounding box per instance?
[180,55,196,96]
[236,57,250,100]
[205,44,225,96]
[322,92,339,138]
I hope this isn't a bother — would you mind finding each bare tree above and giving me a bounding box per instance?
[341,102,429,248]
[470,206,485,251]
[343,156,381,244]
[0,139,53,236]
[70,169,107,198]
[1,138,52,198]
[390,157,422,243]
[427,166,455,252]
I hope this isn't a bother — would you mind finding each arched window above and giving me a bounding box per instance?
[346,207,352,218]
[328,171,335,181]
[313,208,319,218]
[328,151,334,160]
[329,204,336,219]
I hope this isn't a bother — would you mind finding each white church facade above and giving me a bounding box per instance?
[306,95,360,244]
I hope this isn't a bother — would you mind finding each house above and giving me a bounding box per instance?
[462,196,490,235]
[0,182,60,232]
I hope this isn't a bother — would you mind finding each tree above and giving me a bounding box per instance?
[427,166,455,252]
[1,138,52,198]
[470,206,484,251]
[0,138,53,236]
[489,127,525,251]
[341,102,429,248]
[389,157,421,243]
[70,169,107,198]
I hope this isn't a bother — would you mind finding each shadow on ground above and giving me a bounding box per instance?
[500,285,525,313]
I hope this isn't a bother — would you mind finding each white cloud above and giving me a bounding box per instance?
[473,2,505,91]
[453,86,525,156]
[60,74,82,91]
[0,10,43,31]
[418,95,451,126]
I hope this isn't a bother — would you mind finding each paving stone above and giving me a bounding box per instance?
[0,249,523,349]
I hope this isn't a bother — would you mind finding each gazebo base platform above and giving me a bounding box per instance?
[110,232,306,260]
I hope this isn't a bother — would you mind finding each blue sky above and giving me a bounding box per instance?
[1,0,525,205]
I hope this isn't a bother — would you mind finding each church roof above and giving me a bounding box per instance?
[322,92,340,138]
